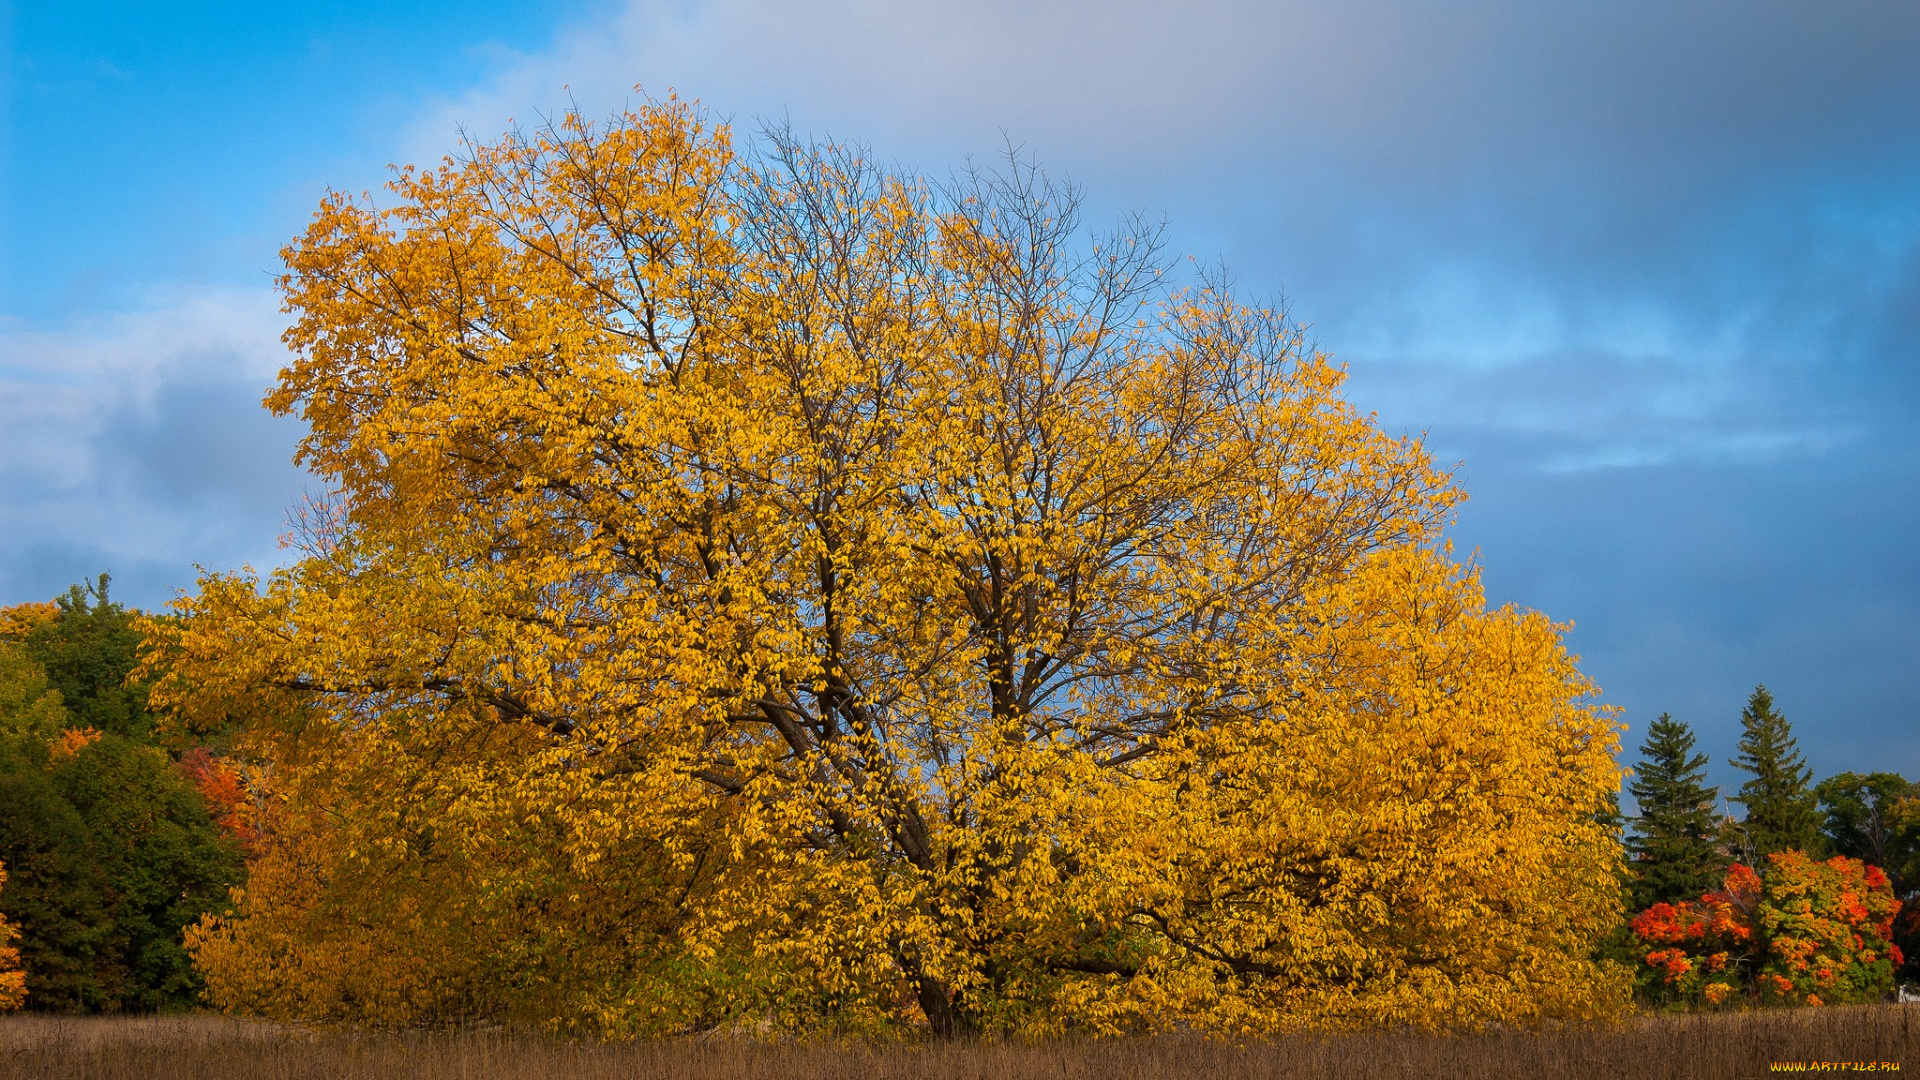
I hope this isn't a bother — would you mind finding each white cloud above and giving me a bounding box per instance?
[5,0,1914,612]
[0,286,286,483]
[0,287,309,606]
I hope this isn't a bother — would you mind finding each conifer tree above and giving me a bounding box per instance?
[1730,685,1821,861]
[22,576,154,739]
[1627,713,1728,910]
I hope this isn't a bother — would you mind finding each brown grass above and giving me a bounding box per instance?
[0,1007,1913,1080]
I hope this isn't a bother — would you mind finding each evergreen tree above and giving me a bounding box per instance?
[1730,685,1821,861]
[1626,713,1728,910]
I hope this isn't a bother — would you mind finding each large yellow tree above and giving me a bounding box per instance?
[151,99,1627,1036]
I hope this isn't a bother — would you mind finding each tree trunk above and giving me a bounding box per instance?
[914,973,971,1037]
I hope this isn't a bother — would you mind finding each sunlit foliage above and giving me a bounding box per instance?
[1632,854,1901,1008]
[153,97,1627,1036]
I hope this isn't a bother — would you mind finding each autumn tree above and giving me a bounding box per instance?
[1730,686,1821,862]
[1627,713,1728,911]
[152,99,1628,1036]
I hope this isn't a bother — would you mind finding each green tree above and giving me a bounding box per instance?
[0,586,244,1012]
[0,642,68,742]
[0,738,117,1011]
[52,734,242,1010]
[1816,772,1914,878]
[1626,713,1729,911]
[20,576,154,740]
[1729,685,1821,861]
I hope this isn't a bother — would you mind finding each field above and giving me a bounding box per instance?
[1,1008,1914,1080]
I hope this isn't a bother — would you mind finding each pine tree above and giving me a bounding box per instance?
[1730,685,1821,861]
[1627,713,1728,910]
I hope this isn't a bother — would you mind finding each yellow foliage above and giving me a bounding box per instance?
[153,97,1627,1036]
[186,800,484,1025]
[0,863,25,1011]
[0,641,68,741]
[0,602,57,644]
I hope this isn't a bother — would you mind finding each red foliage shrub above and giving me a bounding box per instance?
[1630,853,1900,1008]
[176,747,259,853]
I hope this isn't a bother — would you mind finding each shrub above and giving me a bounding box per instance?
[1631,852,1900,1008]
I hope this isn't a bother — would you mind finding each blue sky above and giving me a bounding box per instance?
[3,1,1917,797]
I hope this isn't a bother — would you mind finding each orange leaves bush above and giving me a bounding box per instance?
[1631,853,1900,1008]
[0,862,24,1011]
[176,748,259,853]
[50,726,100,759]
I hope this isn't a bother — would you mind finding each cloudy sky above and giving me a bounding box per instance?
[4,1,1916,793]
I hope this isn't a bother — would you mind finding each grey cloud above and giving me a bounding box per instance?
[3,541,212,619]
[582,2,1920,166]
[1447,446,1920,787]
[0,292,312,611]
[1344,344,1878,475]
[500,0,1920,217]
[101,360,307,514]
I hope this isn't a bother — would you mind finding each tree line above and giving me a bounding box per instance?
[0,578,242,1012]
[1622,687,1912,1006]
[2,579,1904,1019]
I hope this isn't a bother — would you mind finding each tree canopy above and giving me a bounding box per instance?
[151,99,1628,1036]
[1816,772,1917,888]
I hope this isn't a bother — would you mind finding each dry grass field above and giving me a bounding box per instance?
[0,1007,1913,1080]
